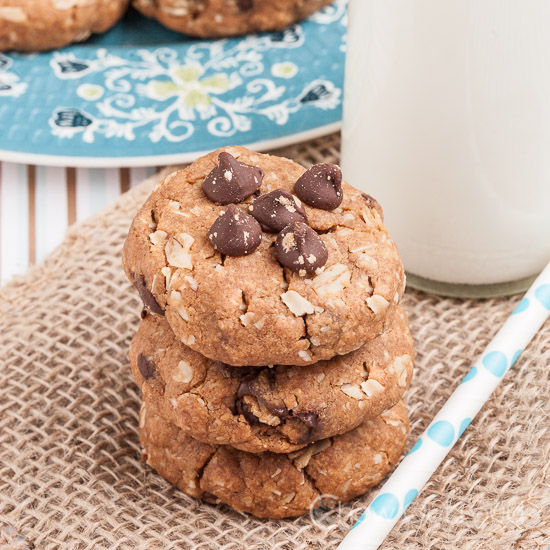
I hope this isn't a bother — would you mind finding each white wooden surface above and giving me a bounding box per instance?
[0,162,158,286]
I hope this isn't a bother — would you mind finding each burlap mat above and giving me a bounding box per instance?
[1,134,549,550]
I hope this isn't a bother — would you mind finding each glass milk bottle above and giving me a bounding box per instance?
[341,0,550,297]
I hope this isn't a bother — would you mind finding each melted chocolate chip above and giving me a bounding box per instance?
[248,189,306,233]
[294,163,343,210]
[236,379,251,399]
[236,371,321,438]
[295,411,320,444]
[140,309,148,320]
[235,399,260,425]
[267,403,290,419]
[202,152,263,205]
[275,222,328,274]
[236,0,253,10]
[296,411,319,429]
[133,274,164,315]
[223,364,262,379]
[361,192,384,219]
[208,204,262,256]
[237,373,289,420]
[137,354,157,380]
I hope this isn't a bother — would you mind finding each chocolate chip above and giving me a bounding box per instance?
[202,152,263,205]
[267,403,290,419]
[248,189,306,233]
[275,222,328,274]
[361,192,383,219]
[137,354,157,380]
[235,399,260,425]
[294,163,343,210]
[133,274,164,315]
[223,364,263,379]
[236,377,257,400]
[296,411,319,429]
[236,0,253,10]
[208,204,262,256]
[140,309,148,319]
[202,492,220,503]
[295,411,320,444]
[237,374,289,420]
[236,372,320,436]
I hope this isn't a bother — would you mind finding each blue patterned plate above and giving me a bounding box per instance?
[0,1,346,167]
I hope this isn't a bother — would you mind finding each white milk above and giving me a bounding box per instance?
[342,0,550,288]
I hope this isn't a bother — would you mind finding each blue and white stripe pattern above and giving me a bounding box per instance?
[338,261,550,550]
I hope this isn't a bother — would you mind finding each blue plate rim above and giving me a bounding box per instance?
[0,121,340,167]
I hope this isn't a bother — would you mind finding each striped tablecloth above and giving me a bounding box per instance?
[0,162,158,286]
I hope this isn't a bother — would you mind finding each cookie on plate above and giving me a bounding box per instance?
[133,0,334,38]
[0,0,129,52]
[140,400,409,518]
[130,306,414,453]
[123,146,405,367]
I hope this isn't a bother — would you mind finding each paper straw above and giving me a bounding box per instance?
[338,261,550,550]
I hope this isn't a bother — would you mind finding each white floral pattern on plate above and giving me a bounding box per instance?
[0,54,27,97]
[0,0,346,164]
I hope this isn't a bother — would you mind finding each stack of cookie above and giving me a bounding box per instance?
[123,146,414,518]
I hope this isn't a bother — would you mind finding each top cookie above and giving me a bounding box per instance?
[133,0,334,39]
[0,0,129,52]
[123,146,405,366]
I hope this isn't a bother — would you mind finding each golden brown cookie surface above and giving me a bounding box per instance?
[130,307,414,453]
[133,0,334,38]
[0,0,129,52]
[123,146,405,367]
[140,400,409,518]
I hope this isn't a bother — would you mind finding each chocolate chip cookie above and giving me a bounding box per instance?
[139,400,409,518]
[0,0,129,52]
[133,0,334,39]
[123,146,405,367]
[130,306,413,453]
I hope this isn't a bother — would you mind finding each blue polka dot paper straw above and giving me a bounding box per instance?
[338,261,550,550]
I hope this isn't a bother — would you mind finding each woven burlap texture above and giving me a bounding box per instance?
[1,134,549,550]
